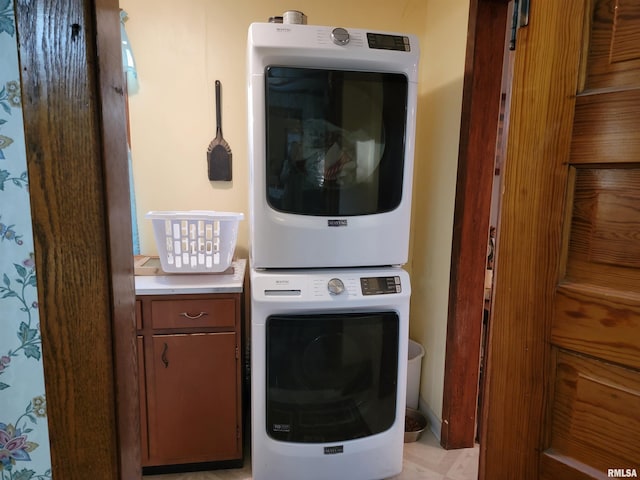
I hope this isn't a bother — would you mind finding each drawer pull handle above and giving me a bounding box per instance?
[179,311,208,320]
[161,343,169,368]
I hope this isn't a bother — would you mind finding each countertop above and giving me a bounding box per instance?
[134,258,246,295]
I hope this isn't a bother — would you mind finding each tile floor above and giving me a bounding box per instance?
[144,429,479,480]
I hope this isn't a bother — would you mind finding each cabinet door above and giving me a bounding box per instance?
[148,332,239,464]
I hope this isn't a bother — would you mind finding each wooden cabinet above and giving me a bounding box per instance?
[136,292,243,469]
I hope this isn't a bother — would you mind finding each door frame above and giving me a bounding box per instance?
[23,0,513,475]
[441,0,510,449]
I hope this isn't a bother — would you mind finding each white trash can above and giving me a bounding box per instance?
[406,339,425,409]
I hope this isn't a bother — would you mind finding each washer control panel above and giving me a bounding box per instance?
[257,271,407,299]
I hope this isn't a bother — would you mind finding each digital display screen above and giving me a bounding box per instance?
[361,276,401,295]
[367,33,410,52]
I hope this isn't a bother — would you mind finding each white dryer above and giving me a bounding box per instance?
[247,22,420,269]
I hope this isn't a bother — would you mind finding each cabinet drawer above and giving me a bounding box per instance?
[151,298,235,329]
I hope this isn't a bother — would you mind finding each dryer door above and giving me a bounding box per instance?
[265,67,408,217]
[265,312,399,443]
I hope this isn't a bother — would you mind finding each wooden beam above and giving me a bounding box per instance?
[17,0,139,477]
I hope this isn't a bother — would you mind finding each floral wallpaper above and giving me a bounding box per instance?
[0,0,53,478]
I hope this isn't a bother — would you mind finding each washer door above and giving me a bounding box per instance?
[265,312,399,443]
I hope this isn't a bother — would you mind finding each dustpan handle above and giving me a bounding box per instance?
[215,80,222,134]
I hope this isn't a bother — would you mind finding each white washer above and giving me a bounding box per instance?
[250,266,410,480]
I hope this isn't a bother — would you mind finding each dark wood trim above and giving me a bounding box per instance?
[94,0,142,477]
[441,0,509,449]
[17,0,139,478]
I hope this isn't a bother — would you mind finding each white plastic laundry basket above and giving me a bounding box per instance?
[146,210,244,273]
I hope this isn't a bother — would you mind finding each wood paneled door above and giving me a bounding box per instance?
[481,0,640,478]
[543,0,640,476]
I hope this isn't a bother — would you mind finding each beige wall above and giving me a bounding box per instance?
[121,0,469,432]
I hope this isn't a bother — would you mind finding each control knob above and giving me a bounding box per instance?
[327,278,345,295]
[331,27,350,46]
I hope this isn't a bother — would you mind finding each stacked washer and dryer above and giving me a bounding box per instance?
[247,21,420,480]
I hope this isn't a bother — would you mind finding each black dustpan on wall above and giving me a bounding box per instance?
[207,80,232,181]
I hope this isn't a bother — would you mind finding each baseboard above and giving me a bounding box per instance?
[418,397,441,443]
